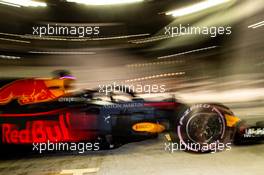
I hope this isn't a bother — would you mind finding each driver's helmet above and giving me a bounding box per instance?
[52,70,76,90]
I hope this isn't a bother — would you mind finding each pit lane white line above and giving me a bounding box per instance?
[60,167,100,175]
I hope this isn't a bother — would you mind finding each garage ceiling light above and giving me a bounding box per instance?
[166,0,230,17]
[66,0,144,6]
[0,0,47,7]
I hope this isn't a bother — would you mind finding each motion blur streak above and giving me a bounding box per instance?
[166,0,231,17]
[156,0,264,49]
[0,0,264,174]
[0,37,30,43]
[248,21,264,29]
[66,0,144,6]
[0,0,47,7]
[29,51,96,55]
[157,46,218,60]
[248,21,264,28]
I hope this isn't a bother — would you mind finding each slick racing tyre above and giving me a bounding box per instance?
[171,104,235,153]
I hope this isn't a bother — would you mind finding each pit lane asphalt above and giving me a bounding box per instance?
[0,136,263,175]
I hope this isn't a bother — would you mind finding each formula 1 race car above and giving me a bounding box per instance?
[0,71,263,154]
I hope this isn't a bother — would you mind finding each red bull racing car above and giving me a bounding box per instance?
[0,71,263,155]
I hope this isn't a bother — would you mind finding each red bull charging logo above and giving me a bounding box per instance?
[0,79,64,105]
[2,112,98,144]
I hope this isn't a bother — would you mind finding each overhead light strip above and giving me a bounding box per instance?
[0,0,46,7]
[166,0,230,17]
[0,1,21,7]
[66,0,143,6]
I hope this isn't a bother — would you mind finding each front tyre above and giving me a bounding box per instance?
[173,104,235,153]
